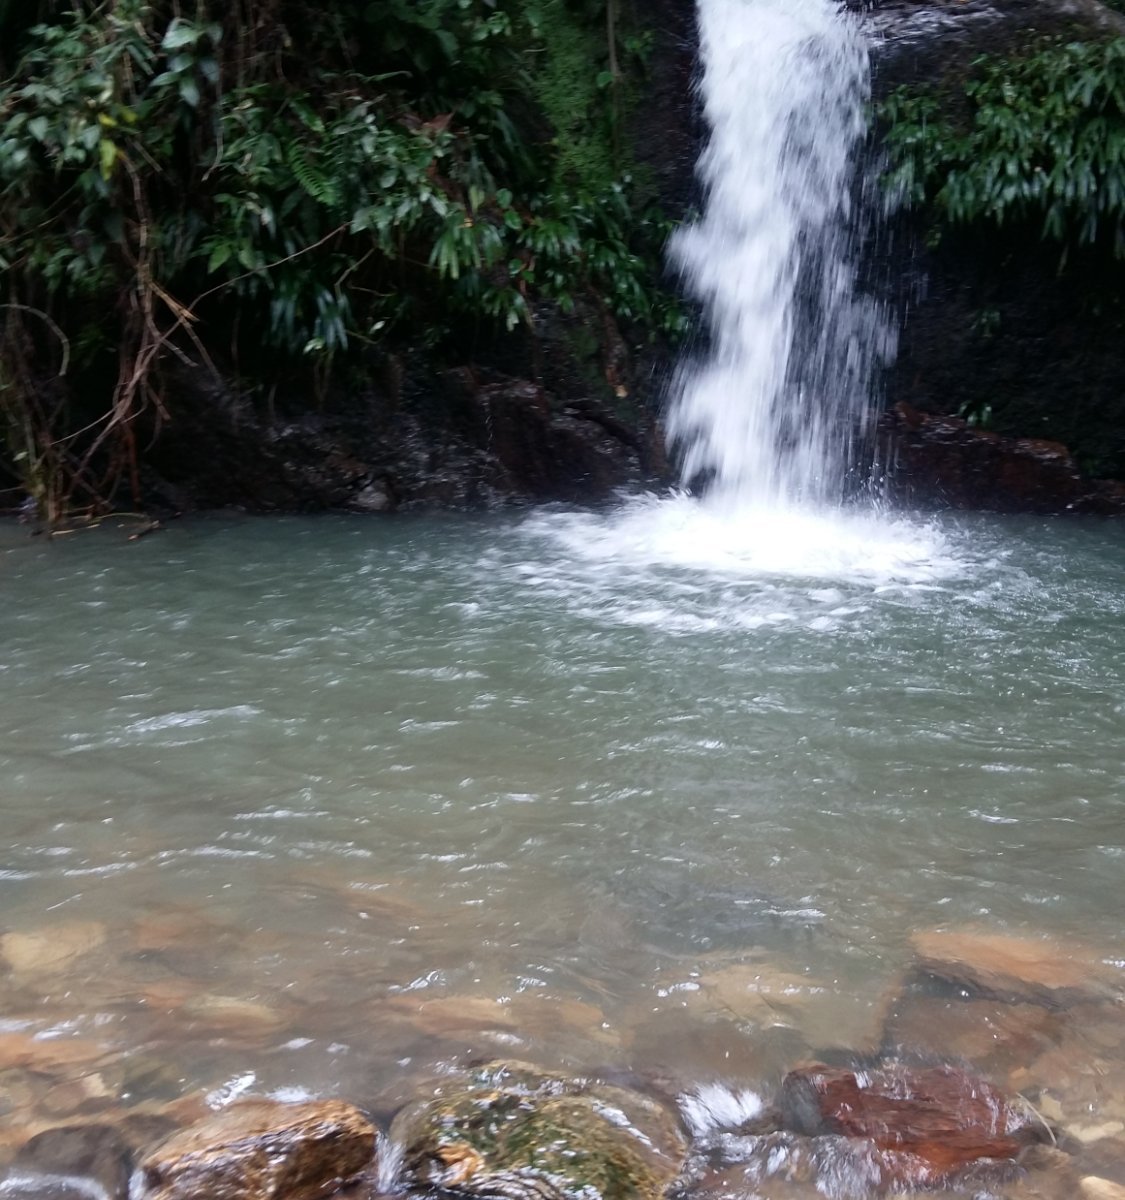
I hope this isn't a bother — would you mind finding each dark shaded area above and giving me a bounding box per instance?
[866,0,1125,501]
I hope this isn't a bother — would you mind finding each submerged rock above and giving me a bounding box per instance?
[778,1062,1039,1186]
[908,927,1123,1006]
[15,1124,133,1200]
[389,1061,687,1200]
[882,990,1066,1077]
[1,923,108,977]
[1083,1178,1125,1200]
[137,1099,376,1200]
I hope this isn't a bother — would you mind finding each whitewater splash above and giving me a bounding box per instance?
[524,0,954,592]
[669,0,891,506]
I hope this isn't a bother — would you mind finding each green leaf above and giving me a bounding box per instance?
[208,242,233,272]
[98,137,117,180]
[162,19,201,51]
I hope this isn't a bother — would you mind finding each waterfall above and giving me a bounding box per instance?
[523,0,948,585]
[668,0,891,509]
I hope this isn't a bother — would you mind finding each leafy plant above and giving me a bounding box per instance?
[880,37,1125,253]
[0,0,680,525]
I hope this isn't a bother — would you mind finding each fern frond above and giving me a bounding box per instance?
[287,141,340,208]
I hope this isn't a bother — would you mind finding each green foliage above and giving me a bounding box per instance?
[0,0,679,522]
[533,0,617,194]
[880,37,1125,253]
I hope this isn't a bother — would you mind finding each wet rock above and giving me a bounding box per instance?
[131,906,242,957]
[778,1062,1039,1185]
[1077,1135,1125,1189]
[878,405,1125,515]
[389,992,616,1053]
[39,1071,118,1118]
[1070,1121,1125,1146]
[1009,1144,1085,1200]
[882,990,1065,1076]
[347,482,393,513]
[387,994,518,1038]
[389,1061,687,1200]
[625,1011,804,1091]
[143,358,656,515]
[908,927,1122,1006]
[1,923,108,976]
[1083,1178,1125,1200]
[179,992,287,1035]
[686,961,893,1057]
[0,1032,113,1077]
[138,1099,376,1200]
[0,1174,108,1200]
[865,0,1125,90]
[15,1124,133,1200]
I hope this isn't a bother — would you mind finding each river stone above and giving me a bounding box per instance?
[882,989,1065,1076]
[1083,1179,1125,1200]
[137,1099,376,1200]
[778,1062,1038,1185]
[0,1032,112,1076]
[0,1174,108,1200]
[15,1124,133,1200]
[909,928,1121,1007]
[389,1061,687,1200]
[1,923,108,976]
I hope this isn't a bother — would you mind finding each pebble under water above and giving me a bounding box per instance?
[0,501,1124,1197]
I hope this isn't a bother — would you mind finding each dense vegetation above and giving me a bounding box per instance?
[878,36,1125,469]
[880,37,1125,255]
[0,0,679,524]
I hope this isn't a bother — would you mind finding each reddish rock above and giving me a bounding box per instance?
[878,403,1125,514]
[138,1099,376,1200]
[779,1062,1036,1184]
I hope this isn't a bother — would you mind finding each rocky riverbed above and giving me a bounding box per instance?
[1,902,1122,1200]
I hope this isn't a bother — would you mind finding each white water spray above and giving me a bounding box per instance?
[669,0,891,508]
[521,0,954,593]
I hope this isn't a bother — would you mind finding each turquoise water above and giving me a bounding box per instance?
[0,502,1123,1152]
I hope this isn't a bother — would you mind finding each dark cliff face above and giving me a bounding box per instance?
[626,0,703,220]
[864,0,1125,511]
[863,0,1125,85]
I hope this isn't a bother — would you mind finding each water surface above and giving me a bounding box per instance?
[1,502,1123,1148]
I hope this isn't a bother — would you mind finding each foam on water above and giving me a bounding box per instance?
[514,0,944,594]
[522,495,958,587]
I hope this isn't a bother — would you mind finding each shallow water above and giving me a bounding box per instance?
[1,500,1123,1186]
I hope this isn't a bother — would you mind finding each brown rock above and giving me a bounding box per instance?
[883,991,1064,1075]
[138,1099,376,1200]
[1,923,107,976]
[910,928,1121,1007]
[39,1071,117,1117]
[1083,1179,1125,1200]
[16,1124,133,1200]
[0,1031,114,1076]
[877,405,1125,515]
[1010,1144,1085,1200]
[779,1062,1036,1185]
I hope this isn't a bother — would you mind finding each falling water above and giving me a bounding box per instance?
[668,0,891,508]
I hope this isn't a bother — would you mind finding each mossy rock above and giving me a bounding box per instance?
[390,1062,686,1200]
